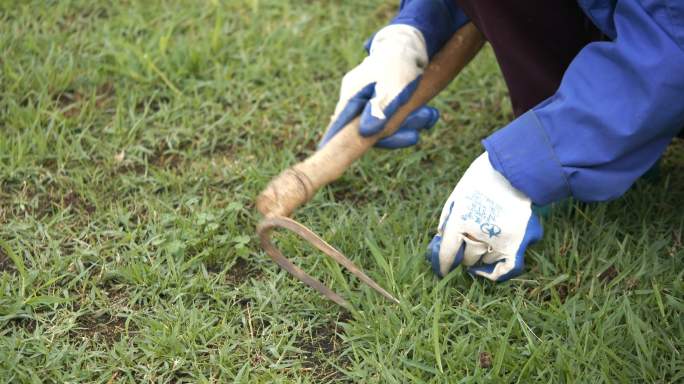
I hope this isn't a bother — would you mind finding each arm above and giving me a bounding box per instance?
[321,1,473,149]
[482,0,684,205]
[387,0,469,58]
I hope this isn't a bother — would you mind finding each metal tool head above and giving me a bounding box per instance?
[257,216,400,309]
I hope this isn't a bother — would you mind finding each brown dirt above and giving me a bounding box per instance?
[598,265,618,283]
[624,277,640,291]
[556,284,569,302]
[54,82,115,118]
[150,152,184,170]
[479,351,492,369]
[7,179,96,219]
[135,94,171,113]
[39,188,96,217]
[295,313,352,382]
[69,312,132,345]
[63,190,96,214]
[0,246,14,273]
[8,317,37,333]
[526,282,571,303]
[294,138,318,162]
[330,183,371,205]
[225,258,262,286]
[329,180,386,206]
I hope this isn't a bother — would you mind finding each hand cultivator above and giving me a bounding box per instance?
[256,23,484,308]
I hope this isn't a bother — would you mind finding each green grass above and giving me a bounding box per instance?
[1,0,682,382]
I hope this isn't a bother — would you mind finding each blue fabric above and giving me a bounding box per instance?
[468,213,543,282]
[485,112,570,205]
[359,77,421,137]
[427,235,465,277]
[426,210,543,281]
[317,78,438,149]
[318,103,440,149]
[484,0,684,205]
[389,0,469,58]
[375,106,439,148]
[346,0,467,149]
[318,83,375,148]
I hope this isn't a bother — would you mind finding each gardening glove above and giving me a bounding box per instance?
[427,152,543,281]
[319,24,439,149]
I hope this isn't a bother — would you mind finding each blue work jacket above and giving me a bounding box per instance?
[391,0,684,204]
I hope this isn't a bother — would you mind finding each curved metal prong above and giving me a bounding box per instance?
[257,216,400,308]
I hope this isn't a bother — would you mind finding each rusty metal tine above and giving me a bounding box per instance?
[257,216,400,307]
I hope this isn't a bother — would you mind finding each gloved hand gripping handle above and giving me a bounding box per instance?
[256,23,484,308]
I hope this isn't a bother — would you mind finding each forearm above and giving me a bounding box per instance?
[483,0,684,204]
[372,0,469,58]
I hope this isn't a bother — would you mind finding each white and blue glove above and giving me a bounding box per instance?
[427,153,543,281]
[319,24,439,149]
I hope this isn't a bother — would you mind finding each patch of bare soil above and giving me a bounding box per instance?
[296,313,352,382]
[69,312,132,345]
[53,82,115,118]
[0,246,14,273]
[6,317,37,333]
[135,94,170,113]
[479,351,492,369]
[35,188,96,218]
[598,265,618,284]
[225,258,262,286]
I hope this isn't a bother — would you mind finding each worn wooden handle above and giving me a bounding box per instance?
[257,23,484,217]
[255,24,484,308]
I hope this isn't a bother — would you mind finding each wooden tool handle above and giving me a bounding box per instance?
[257,23,484,217]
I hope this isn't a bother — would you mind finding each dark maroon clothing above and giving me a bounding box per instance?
[454,0,604,117]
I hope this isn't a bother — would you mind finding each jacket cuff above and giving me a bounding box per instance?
[482,111,571,205]
[388,0,467,58]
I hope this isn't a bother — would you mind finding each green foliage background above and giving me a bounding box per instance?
[0,1,682,382]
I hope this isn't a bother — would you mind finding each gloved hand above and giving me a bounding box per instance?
[427,152,543,281]
[319,24,439,149]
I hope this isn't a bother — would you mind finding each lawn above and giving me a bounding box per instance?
[1,0,682,382]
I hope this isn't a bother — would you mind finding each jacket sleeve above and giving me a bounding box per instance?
[482,0,684,205]
[370,0,469,58]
